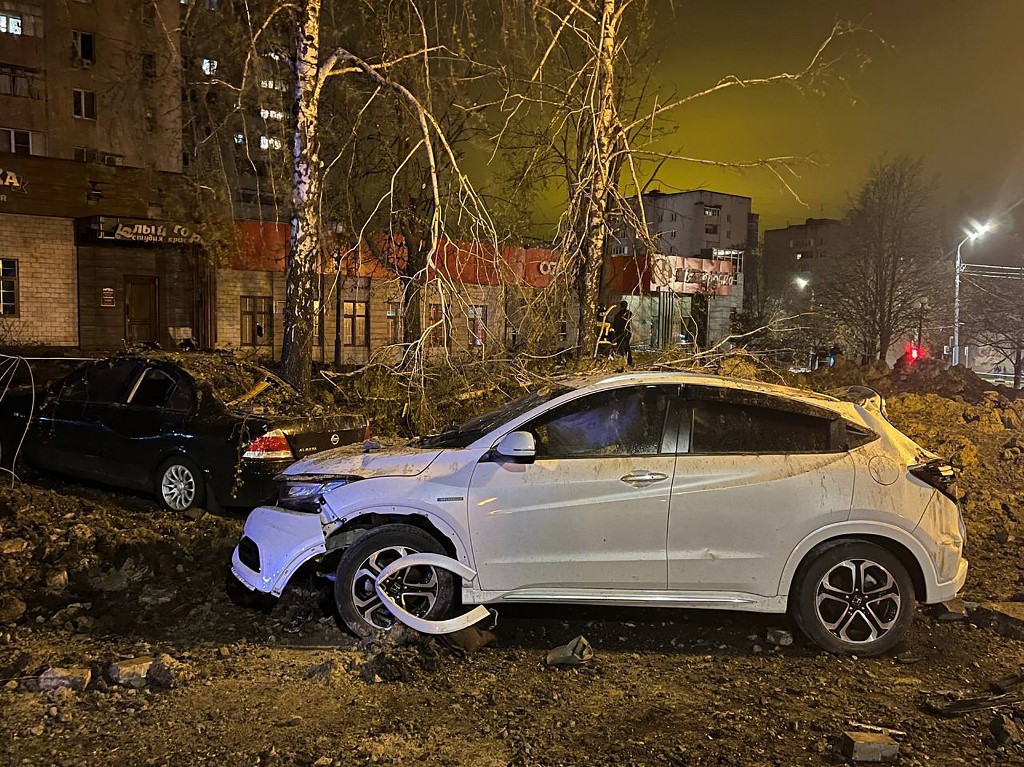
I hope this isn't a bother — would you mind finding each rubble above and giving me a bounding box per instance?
[0,593,25,623]
[990,713,1023,747]
[972,603,1024,641]
[933,599,969,621]
[840,731,899,762]
[146,653,194,689]
[546,635,595,667]
[0,538,28,554]
[36,667,91,692]
[766,628,794,646]
[108,657,154,688]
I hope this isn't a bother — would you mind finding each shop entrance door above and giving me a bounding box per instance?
[125,276,158,343]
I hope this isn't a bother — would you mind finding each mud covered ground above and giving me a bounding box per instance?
[2,376,1024,766]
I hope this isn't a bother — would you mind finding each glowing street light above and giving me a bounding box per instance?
[953,221,995,366]
[794,276,810,290]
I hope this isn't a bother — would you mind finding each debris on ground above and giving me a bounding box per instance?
[108,656,155,688]
[990,713,1023,747]
[924,689,1024,717]
[766,628,794,646]
[546,635,594,667]
[146,653,194,689]
[972,602,1024,640]
[933,599,969,621]
[840,731,900,762]
[36,667,91,692]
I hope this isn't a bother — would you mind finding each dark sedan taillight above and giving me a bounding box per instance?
[910,459,958,502]
[243,428,294,460]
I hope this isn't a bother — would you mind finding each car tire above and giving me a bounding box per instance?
[334,524,456,639]
[791,540,915,657]
[155,456,205,512]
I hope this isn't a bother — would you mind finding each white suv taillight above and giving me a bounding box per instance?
[243,428,294,460]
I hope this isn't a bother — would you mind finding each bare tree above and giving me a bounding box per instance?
[819,157,944,362]
[962,275,1024,388]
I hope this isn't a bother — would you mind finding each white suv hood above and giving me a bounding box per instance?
[281,445,444,479]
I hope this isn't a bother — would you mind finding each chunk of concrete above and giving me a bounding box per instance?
[990,713,1022,746]
[974,602,1024,641]
[766,628,794,647]
[840,731,899,762]
[147,653,193,689]
[37,667,91,692]
[108,657,153,688]
[934,599,968,621]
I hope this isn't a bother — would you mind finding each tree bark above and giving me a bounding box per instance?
[280,0,323,394]
[1015,346,1022,390]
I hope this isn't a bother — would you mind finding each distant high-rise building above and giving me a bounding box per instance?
[762,218,847,305]
[604,189,756,349]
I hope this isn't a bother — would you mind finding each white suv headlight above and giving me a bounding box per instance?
[278,475,361,512]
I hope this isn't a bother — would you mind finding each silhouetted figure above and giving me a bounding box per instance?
[610,300,633,365]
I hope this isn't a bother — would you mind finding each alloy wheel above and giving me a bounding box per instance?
[814,558,902,644]
[350,545,439,630]
[161,464,197,511]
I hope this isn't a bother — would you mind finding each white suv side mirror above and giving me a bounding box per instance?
[494,431,536,463]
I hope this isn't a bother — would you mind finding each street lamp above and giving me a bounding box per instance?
[953,221,994,366]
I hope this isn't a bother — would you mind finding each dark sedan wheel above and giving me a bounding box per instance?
[155,456,205,512]
[792,541,914,657]
[334,524,455,638]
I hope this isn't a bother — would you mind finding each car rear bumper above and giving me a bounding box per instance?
[230,506,327,597]
[208,459,292,508]
[930,557,968,603]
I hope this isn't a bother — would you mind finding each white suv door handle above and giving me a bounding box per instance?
[620,470,669,485]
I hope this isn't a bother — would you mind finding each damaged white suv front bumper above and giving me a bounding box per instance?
[231,506,327,597]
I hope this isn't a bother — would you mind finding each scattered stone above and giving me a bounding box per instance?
[934,599,969,621]
[0,594,26,624]
[217,646,231,659]
[766,628,794,647]
[108,657,154,688]
[896,652,924,665]
[281,714,303,727]
[147,654,194,689]
[0,538,28,554]
[444,626,497,654]
[840,731,899,762]
[37,667,91,692]
[312,758,333,767]
[545,635,594,667]
[45,570,69,590]
[990,713,1022,746]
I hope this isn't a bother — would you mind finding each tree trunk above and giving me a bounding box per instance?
[280,0,322,394]
[575,0,619,356]
[1014,346,1023,390]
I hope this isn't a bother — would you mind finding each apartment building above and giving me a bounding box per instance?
[605,189,756,349]
[762,217,846,305]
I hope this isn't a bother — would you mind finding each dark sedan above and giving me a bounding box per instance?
[0,353,367,511]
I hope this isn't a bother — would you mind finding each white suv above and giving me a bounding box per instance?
[231,373,967,656]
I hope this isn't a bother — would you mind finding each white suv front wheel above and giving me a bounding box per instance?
[334,524,456,638]
[792,541,915,656]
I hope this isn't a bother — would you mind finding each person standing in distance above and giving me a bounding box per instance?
[609,300,633,366]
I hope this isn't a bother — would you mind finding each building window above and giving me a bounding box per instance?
[705,223,719,235]
[259,135,283,150]
[0,12,22,35]
[201,58,218,76]
[0,259,18,316]
[427,304,450,347]
[504,320,519,347]
[342,301,368,347]
[558,320,568,346]
[73,89,97,120]
[144,106,156,132]
[240,296,273,347]
[141,52,156,79]
[205,0,217,9]
[141,1,155,25]
[71,31,96,63]
[0,65,41,99]
[667,230,677,239]
[467,305,487,348]
[704,207,720,218]
[259,107,284,121]
[385,302,402,344]
[670,211,677,222]
[259,78,287,91]
[0,127,45,156]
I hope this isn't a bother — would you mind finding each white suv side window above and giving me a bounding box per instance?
[525,386,670,458]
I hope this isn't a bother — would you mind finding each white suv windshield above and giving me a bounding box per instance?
[418,385,573,448]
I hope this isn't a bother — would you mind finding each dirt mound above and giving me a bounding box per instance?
[0,479,241,631]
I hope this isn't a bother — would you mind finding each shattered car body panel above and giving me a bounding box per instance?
[231,371,967,633]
